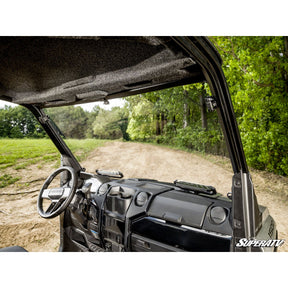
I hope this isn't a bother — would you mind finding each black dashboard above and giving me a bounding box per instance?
[60,173,233,252]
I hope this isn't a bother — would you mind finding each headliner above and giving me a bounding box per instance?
[0,36,216,108]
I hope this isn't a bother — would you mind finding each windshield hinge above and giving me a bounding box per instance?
[39,114,50,124]
[205,96,218,112]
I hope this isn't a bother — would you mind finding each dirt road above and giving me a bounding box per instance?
[0,141,287,252]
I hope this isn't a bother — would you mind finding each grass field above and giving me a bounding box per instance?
[0,138,107,188]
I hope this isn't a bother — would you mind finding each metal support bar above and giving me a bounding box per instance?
[24,104,83,173]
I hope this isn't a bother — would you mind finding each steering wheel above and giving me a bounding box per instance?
[37,166,78,219]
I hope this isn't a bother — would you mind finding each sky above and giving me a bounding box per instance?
[0,98,125,112]
[75,98,126,111]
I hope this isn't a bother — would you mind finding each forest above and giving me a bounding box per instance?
[0,36,287,176]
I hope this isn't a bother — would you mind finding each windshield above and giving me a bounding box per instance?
[46,84,232,195]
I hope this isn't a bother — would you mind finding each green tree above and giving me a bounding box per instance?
[211,36,288,175]
[0,105,46,138]
[46,106,88,139]
[126,97,155,141]
[91,106,129,140]
[85,105,100,138]
[126,83,226,154]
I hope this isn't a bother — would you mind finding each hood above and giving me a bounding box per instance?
[0,36,221,108]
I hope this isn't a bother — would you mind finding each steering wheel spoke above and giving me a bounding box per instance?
[45,200,64,214]
[37,166,78,219]
[41,188,50,199]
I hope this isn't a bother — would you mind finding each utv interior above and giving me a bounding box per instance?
[0,36,277,252]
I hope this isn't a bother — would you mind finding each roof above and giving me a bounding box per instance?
[0,36,220,108]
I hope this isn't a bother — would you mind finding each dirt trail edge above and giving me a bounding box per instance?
[0,141,287,252]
